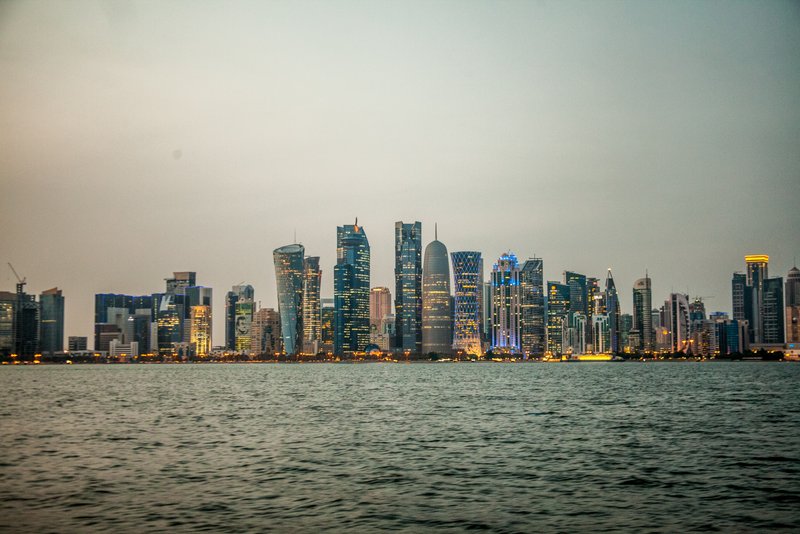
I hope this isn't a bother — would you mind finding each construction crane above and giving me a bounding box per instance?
[7,263,26,295]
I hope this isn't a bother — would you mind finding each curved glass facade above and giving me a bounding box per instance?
[422,239,452,355]
[273,244,305,355]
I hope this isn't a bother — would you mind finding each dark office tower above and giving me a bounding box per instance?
[520,257,545,356]
[632,275,653,353]
[481,282,492,345]
[394,221,422,353]
[334,221,370,354]
[165,272,196,295]
[225,291,237,350]
[619,313,633,349]
[14,292,39,358]
[303,256,322,354]
[95,294,133,324]
[745,255,768,343]
[156,294,181,356]
[39,288,64,355]
[451,251,483,356]
[605,270,621,353]
[564,272,588,317]
[731,272,747,322]
[421,233,452,355]
[787,266,800,344]
[274,244,305,355]
[546,282,570,356]
[762,277,784,345]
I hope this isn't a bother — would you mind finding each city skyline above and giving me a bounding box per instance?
[1,1,798,345]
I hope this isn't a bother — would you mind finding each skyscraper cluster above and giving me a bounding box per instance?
[3,228,796,362]
[0,269,63,359]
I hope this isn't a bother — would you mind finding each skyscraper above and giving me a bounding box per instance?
[421,231,452,355]
[745,254,769,343]
[273,244,305,355]
[605,269,621,353]
[251,308,282,356]
[451,251,483,355]
[39,287,64,355]
[786,266,800,345]
[731,272,747,322]
[189,305,212,356]
[303,256,321,354]
[491,253,521,353]
[334,221,370,354]
[370,287,392,331]
[546,282,570,356]
[520,257,545,356]
[632,275,653,353]
[665,293,690,353]
[226,284,253,351]
[394,221,422,353]
[762,276,784,345]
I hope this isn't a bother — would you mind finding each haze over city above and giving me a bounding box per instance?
[1,0,798,345]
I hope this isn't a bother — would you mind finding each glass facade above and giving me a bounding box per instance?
[491,253,521,353]
[334,223,370,354]
[451,251,483,355]
[762,276,784,344]
[632,276,653,353]
[421,239,452,355]
[520,258,545,356]
[302,256,321,354]
[39,288,64,355]
[394,221,422,352]
[189,305,212,356]
[546,282,570,355]
[605,270,621,353]
[273,244,305,355]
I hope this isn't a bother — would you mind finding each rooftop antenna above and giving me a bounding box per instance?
[435,222,438,240]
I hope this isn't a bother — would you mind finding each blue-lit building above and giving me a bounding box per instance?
[520,258,545,356]
[274,244,305,355]
[491,253,521,353]
[394,221,422,353]
[334,222,370,354]
[451,251,483,355]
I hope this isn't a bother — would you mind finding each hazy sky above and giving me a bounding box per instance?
[1,0,799,345]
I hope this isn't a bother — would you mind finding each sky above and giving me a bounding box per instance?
[1,0,799,346]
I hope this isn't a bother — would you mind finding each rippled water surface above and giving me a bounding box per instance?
[1,362,798,532]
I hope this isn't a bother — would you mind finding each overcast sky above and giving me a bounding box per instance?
[1,0,798,345]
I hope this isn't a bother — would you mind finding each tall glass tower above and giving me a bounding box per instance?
[302,256,322,354]
[335,222,370,354]
[273,244,305,355]
[39,287,64,355]
[745,254,768,343]
[520,258,545,356]
[421,232,452,355]
[394,221,422,353]
[605,269,621,354]
[451,251,483,355]
[491,253,521,353]
[546,282,570,355]
[632,275,653,353]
